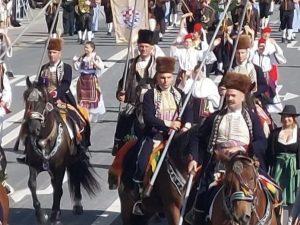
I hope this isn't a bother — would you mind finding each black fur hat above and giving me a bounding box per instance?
[137,29,155,45]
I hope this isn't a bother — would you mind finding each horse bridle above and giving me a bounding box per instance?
[222,156,265,224]
[26,88,54,126]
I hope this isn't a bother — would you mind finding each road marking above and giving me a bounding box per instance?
[2,125,21,147]
[91,198,121,225]
[10,173,68,203]
[3,109,24,130]
[15,74,36,86]
[10,75,26,85]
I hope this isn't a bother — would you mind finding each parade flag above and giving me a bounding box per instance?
[110,0,149,43]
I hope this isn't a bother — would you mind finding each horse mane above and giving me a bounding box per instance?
[23,81,49,104]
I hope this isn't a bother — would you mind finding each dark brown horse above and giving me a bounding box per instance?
[109,126,198,225]
[21,77,99,225]
[210,154,279,225]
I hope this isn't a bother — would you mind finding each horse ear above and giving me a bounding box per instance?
[26,76,32,88]
[253,157,260,169]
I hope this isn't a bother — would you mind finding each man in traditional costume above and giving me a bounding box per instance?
[185,72,267,224]
[280,0,295,43]
[76,0,95,44]
[17,38,90,163]
[132,56,193,214]
[101,0,113,36]
[112,30,158,155]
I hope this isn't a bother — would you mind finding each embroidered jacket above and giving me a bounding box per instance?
[38,61,76,106]
[188,107,267,170]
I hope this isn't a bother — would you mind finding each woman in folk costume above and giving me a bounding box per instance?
[0,60,13,194]
[0,30,13,77]
[292,0,300,39]
[170,33,216,90]
[267,105,300,218]
[132,56,193,184]
[73,41,105,122]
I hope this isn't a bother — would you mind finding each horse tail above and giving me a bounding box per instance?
[67,157,100,197]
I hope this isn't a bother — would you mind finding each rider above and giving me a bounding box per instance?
[132,56,194,214]
[17,38,90,163]
[112,29,160,156]
[186,72,267,224]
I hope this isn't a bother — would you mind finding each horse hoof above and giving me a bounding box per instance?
[36,211,48,225]
[73,205,83,215]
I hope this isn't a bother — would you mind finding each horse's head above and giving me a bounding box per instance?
[23,76,53,137]
[223,153,260,225]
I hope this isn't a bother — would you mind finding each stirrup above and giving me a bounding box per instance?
[132,200,144,216]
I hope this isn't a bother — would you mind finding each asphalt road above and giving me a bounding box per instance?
[2,5,300,225]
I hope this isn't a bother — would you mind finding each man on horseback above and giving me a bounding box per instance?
[131,56,194,215]
[112,29,162,156]
[186,72,268,224]
[17,38,90,163]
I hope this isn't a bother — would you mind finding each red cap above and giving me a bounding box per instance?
[258,38,266,45]
[262,27,272,34]
[184,33,194,41]
[194,23,203,33]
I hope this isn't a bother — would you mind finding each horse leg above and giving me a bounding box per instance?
[0,146,7,176]
[164,203,181,225]
[13,137,20,152]
[72,179,83,215]
[50,168,65,225]
[28,167,48,225]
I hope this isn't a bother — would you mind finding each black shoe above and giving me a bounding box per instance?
[287,39,292,43]
[17,156,27,164]
[80,40,84,44]
[281,38,286,43]
[107,32,112,36]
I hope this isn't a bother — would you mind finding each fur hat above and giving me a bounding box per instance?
[47,38,63,51]
[156,57,176,73]
[237,35,251,49]
[137,29,155,45]
[223,72,252,94]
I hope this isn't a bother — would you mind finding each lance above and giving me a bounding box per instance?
[118,0,139,111]
[0,0,53,60]
[144,0,234,197]
[36,0,63,78]
[181,0,195,21]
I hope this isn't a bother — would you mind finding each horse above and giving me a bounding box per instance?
[108,125,199,225]
[210,154,279,225]
[21,77,100,225]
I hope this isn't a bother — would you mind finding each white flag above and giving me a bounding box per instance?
[110,0,149,43]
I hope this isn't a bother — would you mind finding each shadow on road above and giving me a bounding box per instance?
[9,208,106,225]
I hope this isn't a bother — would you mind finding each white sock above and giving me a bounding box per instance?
[282,29,287,38]
[87,31,92,41]
[82,29,87,41]
[78,30,82,40]
[149,18,156,31]
[173,14,178,24]
[108,23,113,33]
[287,29,293,40]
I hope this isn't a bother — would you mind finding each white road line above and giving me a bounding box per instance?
[2,125,21,147]
[10,75,26,85]
[15,74,36,86]
[91,198,121,225]
[10,173,68,203]
[3,109,24,130]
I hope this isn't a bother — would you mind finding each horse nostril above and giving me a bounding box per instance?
[242,214,251,224]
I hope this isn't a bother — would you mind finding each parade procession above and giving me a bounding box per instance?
[0,0,300,224]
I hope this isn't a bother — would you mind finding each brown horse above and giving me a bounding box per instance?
[20,77,100,225]
[0,183,9,225]
[210,154,279,225]
[109,126,198,225]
